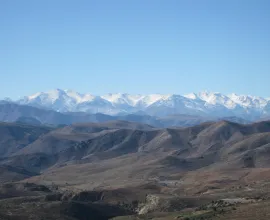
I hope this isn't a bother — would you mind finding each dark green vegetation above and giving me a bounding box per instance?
[1,120,270,219]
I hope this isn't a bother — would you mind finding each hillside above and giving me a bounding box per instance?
[0,120,269,185]
[1,120,270,219]
[0,122,51,157]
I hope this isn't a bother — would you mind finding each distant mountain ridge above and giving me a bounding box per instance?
[0,102,215,127]
[6,89,270,119]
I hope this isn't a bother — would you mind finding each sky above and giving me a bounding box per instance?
[1,0,270,99]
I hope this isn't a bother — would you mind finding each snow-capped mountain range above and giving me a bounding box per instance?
[13,89,270,120]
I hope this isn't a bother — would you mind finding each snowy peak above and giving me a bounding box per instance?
[101,93,138,106]
[136,94,171,107]
[15,89,270,118]
[228,93,267,109]
[101,93,171,107]
[184,93,198,100]
[22,89,95,103]
[18,89,95,112]
[196,92,236,109]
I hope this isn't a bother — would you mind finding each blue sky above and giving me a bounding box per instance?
[1,0,270,99]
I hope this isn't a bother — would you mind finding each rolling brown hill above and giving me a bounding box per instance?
[2,120,270,175]
[0,122,52,157]
[12,120,154,156]
[1,120,270,219]
[5,120,267,192]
